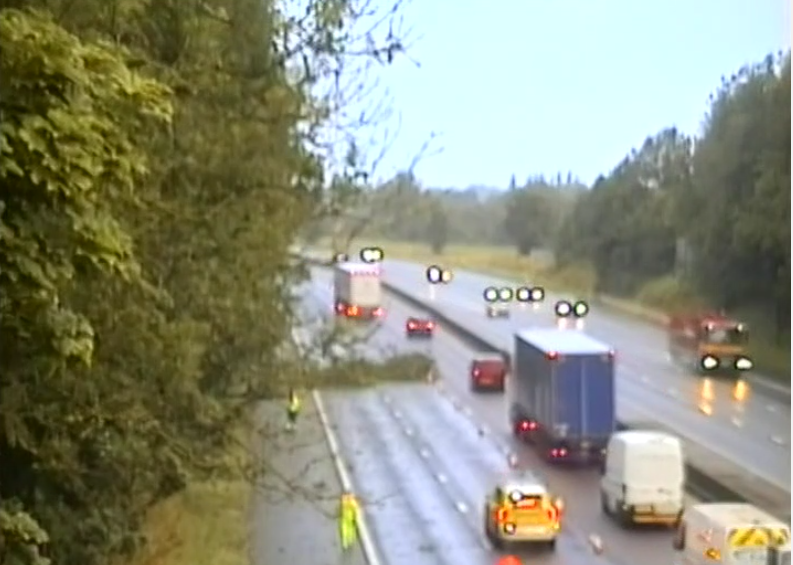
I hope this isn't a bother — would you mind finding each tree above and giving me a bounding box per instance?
[425,197,449,254]
[0,0,418,563]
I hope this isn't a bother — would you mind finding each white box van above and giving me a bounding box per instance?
[599,430,684,526]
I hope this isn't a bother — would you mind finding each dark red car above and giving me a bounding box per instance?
[405,316,435,338]
[470,355,508,392]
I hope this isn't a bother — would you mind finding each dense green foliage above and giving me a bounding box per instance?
[556,53,790,340]
[0,1,409,563]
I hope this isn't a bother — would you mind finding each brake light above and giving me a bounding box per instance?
[407,321,416,329]
[427,321,435,329]
[546,351,558,360]
[550,447,568,458]
[335,303,344,312]
[547,506,559,523]
[347,305,359,316]
[373,307,383,317]
[518,420,537,431]
[495,507,511,523]
[472,368,480,377]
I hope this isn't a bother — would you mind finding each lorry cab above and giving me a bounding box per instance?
[600,430,684,526]
[673,503,791,565]
[668,313,752,373]
[483,472,563,550]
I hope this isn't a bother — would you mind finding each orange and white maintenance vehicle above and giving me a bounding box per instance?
[672,502,790,565]
[333,261,384,320]
[668,312,752,374]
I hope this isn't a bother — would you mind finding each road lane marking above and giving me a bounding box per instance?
[420,448,430,458]
[404,427,414,436]
[770,435,786,446]
[455,501,468,513]
[393,410,402,419]
[313,390,384,565]
[437,473,448,484]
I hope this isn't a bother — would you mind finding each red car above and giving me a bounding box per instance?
[470,355,508,392]
[405,317,435,338]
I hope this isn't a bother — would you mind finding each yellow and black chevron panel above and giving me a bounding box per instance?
[727,526,790,548]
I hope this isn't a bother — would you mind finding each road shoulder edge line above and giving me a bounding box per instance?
[312,389,383,565]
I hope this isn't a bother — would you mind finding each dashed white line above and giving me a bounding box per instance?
[405,427,414,436]
[770,435,786,446]
[463,406,473,416]
[436,473,448,484]
[767,404,777,413]
[730,416,743,427]
[455,501,468,513]
[393,410,402,419]
[666,388,678,396]
[420,448,430,458]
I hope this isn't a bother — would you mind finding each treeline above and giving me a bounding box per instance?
[334,52,790,340]
[556,52,790,338]
[0,1,405,564]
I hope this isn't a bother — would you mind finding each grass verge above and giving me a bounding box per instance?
[118,427,251,565]
[331,239,790,381]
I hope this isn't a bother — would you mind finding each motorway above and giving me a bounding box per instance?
[304,268,697,565]
[372,258,791,495]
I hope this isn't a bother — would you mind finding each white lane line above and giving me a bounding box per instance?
[770,435,786,446]
[419,448,430,458]
[437,473,448,484]
[666,387,678,397]
[455,501,468,513]
[393,410,402,419]
[767,404,777,412]
[313,390,383,565]
[731,416,743,427]
[463,406,473,416]
[404,427,414,437]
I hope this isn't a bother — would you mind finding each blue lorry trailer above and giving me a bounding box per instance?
[509,328,616,464]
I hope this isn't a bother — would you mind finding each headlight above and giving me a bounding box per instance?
[735,358,753,370]
[701,356,718,370]
[508,490,523,503]
[554,300,572,317]
[483,286,499,302]
[573,300,589,317]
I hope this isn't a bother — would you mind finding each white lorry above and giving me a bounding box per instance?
[672,502,790,565]
[333,262,383,320]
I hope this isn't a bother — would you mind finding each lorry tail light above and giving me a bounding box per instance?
[427,321,435,329]
[550,447,568,458]
[472,368,480,377]
[407,321,416,329]
[335,303,344,312]
[546,351,558,360]
[547,506,559,523]
[347,305,359,316]
[373,307,383,317]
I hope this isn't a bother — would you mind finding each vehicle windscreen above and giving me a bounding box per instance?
[474,360,505,375]
[702,326,747,345]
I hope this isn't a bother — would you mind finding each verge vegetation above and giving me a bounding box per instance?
[0,0,421,564]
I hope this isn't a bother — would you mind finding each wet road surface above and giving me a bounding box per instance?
[250,400,368,565]
[300,267,686,565]
[375,258,791,493]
